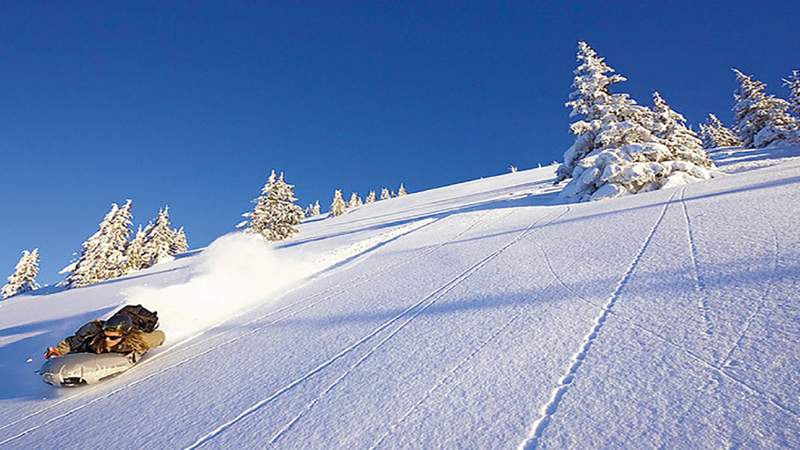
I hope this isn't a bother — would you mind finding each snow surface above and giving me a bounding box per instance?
[0,146,798,449]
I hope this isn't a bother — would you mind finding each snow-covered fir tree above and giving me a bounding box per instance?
[732,69,798,148]
[171,227,189,255]
[330,189,347,217]
[348,192,360,209]
[305,201,321,217]
[398,183,408,196]
[142,207,177,264]
[651,92,713,168]
[62,201,133,288]
[557,43,715,201]
[699,113,741,149]
[103,199,133,280]
[2,249,40,299]
[241,170,305,241]
[125,225,149,273]
[556,41,653,183]
[785,70,800,116]
[509,165,518,173]
[380,188,391,200]
[365,191,376,204]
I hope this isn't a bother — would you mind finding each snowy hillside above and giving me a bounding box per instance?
[1,146,798,449]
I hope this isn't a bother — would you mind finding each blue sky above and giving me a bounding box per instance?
[1,1,798,285]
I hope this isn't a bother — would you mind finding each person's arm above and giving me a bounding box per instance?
[44,320,103,358]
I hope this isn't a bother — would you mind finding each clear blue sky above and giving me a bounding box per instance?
[1,1,798,285]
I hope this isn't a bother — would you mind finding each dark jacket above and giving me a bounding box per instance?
[54,320,165,355]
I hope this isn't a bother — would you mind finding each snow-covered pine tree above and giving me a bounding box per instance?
[348,192,360,209]
[311,200,321,216]
[242,171,305,241]
[732,69,798,147]
[142,207,177,264]
[398,183,407,196]
[557,41,652,183]
[366,191,376,204]
[62,201,132,288]
[784,70,800,116]
[125,225,149,273]
[330,189,347,217]
[509,165,518,173]
[651,92,713,168]
[380,188,390,200]
[102,199,133,280]
[557,43,721,201]
[2,249,40,299]
[171,227,189,255]
[699,113,741,149]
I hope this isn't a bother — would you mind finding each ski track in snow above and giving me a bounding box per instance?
[0,214,491,446]
[518,191,678,450]
[185,207,567,450]
[532,194,800,441]
[369,208,572,450]
[717,221,779,370]
[679,187,714,336]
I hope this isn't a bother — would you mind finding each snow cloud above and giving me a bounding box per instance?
[122,232,314,345]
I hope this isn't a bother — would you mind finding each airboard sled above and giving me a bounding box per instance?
[40,352,141,387]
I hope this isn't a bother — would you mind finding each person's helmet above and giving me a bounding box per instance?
[103,315,133,334]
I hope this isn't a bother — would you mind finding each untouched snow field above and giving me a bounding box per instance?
[0,146,798,449]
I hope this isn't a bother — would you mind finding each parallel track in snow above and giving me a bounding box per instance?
[368,209,571,449]
[534,196,800,437]
[518,191,678,450]
[679,187,714,336]
[0,212,494,446]
[186,207,567,449]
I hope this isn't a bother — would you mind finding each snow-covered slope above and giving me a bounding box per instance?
[0,146,798,449]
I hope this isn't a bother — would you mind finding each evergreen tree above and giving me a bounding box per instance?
[143,207,177,264]
[398,183,408,196]
[348,192,360,209]
[330,189,347,217]
[62,201,132,288]
[557,42,655,182]
[699,113,741,149]
[366,191,377,204]
[380,188,391,200]
[2,249,40,299]
[305,201,322,218]
[103,199,133,280]
[557,44,715,202]
[125,225,149,273]
[732,69,797,147]
[242,170,305,241]
[651,92,713,168]
[784,70,800,116]
[171,227,189,255]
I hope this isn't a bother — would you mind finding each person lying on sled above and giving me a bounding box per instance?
[44,310,165,359]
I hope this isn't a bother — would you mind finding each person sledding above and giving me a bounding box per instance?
[44,305,165,359]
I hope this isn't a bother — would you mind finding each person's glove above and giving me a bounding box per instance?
[44,347,62,359]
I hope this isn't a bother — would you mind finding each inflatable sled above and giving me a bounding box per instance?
[40,352,142,387]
